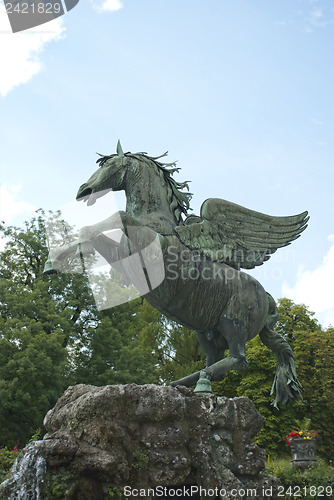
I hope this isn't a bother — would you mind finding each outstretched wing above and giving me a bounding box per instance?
[175,198,309,270]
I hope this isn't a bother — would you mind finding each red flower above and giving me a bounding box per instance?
[285,429,318,446]
[285,430,300,446]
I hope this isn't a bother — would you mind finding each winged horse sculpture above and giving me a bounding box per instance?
[44,141,308,407]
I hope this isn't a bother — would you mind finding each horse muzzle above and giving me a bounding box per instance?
[76,185,92,202]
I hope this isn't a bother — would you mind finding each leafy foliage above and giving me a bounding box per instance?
[265,458,334,499]
[0,212,80,445]
[70,299,163,386]
[158,323,206,383]
[0,211,163,447]
[0,447,20,483]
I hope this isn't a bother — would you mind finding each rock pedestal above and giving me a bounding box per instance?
[0,384,281,499]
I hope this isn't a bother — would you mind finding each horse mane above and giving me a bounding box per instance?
[96,151,192,223]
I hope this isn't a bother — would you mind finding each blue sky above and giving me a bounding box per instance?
[0,0,333,326]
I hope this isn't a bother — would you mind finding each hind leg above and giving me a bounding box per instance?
[170,317,248,387]
[195,330,227,367]
[206,317,249,380]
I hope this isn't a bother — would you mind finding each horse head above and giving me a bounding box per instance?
[76,141,129,206]
[76,141,192,226]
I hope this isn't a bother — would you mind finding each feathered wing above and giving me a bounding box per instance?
[175,198,309,270]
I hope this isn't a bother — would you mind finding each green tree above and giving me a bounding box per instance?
[275,298,320,339]
[0,211,96,446]
[276,299,333,459]
[70,298,163,386]
[0,211,164,447]
[158,324,206,383]
[0,318,66,446]
[290,327,334,460]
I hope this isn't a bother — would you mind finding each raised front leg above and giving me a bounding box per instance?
[76,211,128,256]
[44,212,127,274]
[44,211,162,275]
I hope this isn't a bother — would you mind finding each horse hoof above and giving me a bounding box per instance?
[43,260,59,275]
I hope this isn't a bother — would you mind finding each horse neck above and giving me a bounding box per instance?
[124,166,178,232]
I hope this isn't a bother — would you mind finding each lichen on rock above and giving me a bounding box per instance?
[0,384,281,499]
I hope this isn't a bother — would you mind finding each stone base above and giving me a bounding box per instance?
[291,460,318,472]
[0,384,281,499]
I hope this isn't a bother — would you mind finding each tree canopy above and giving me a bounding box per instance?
[0,211,163,446]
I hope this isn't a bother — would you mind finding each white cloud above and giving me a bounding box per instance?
[0,6,65,96]
[304,5,333,32]
[0,184,37,224]
[93,0,123,13]
[310,7,323,19]
[282,237,334,328]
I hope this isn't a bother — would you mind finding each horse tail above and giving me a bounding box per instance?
[259,293,302,408]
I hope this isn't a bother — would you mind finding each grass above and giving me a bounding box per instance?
[265,456,334,499]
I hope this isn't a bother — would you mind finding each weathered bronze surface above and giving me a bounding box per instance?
[44,141,309,407]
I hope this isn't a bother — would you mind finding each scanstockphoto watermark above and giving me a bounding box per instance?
[166,260,241,283]
[123,484,334,498]
[166,245,272,282]
[3,0,79,33]
[123,485,271,498]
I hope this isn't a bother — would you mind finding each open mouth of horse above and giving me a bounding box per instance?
[76,187,98,206]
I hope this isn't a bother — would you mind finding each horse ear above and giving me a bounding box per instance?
[117,140,124,157]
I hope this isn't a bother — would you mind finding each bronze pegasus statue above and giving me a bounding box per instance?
[45,141,308,407]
